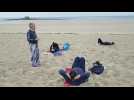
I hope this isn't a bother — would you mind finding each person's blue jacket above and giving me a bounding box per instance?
[72,68,85,76]
[27,30,37,44]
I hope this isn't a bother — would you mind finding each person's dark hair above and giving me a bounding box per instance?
[96,61,100,65]
[52,42,56,47]
[98,38,102,44]
[53,42,59,49]
[69,70,77,80]
[112,42,115,44]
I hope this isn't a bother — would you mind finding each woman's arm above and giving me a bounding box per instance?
[50,44,53,52]
[74,74,81,80]
[27,31,30,41]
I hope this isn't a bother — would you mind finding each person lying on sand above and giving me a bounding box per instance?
[98,38,115,45]
[27,22,40,67]
[59,57,90,86]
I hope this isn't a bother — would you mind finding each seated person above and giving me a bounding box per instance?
[50,42,60,53]
[59,57,90,86]
[98,38,115,45]
[89,61,104,75]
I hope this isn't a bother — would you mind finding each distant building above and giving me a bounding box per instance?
[23,16,30,20]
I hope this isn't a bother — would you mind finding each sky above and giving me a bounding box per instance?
[0,12,134,18]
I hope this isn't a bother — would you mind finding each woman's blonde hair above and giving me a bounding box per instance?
[29,22,35,29]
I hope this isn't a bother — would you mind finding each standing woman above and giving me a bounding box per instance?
[27,23,40,67]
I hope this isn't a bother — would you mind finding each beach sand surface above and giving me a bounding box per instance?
[0,20,134,86]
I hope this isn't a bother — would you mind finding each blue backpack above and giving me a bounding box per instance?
[63,42,70,51]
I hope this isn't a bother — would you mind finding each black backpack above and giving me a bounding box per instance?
[90,61,104,75]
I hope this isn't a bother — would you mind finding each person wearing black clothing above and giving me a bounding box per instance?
[50,42,60,53]
[98,38,114,45]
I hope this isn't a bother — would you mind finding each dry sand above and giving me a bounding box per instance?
[0,20,134,87]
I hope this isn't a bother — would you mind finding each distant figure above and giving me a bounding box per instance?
[50,42,60,53]
[98,38,115,45]
[27,23,40,67]
[89,61,104,75]
[59,57,90,86]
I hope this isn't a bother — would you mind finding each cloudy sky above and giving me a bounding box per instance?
[0,12,134,18]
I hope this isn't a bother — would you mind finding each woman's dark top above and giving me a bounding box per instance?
[27,30,38,44]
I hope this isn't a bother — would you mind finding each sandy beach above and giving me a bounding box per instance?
[0,19,134,87]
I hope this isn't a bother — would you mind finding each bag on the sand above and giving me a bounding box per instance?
[63,42,70,51]
[90,61,104,75]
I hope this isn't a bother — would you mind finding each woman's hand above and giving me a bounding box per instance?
[74,74,81,80]
[35,38,39,40]
[66,73,71,79]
